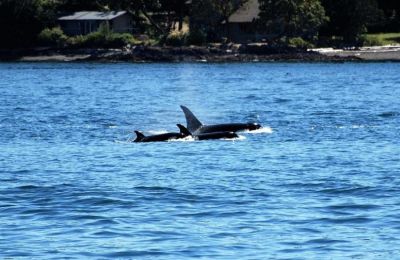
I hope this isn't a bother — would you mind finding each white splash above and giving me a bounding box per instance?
[219,135,246,141]
[351,125,365,129]
[245,127,273,134]
[115,139,132,144]
[168,136,195,142]
[234,135,247,141]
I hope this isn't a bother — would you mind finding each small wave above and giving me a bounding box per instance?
[104,250,166,257]
[311,111,339,116]
[18,184,40,190]
[71,214,106,220]
[87,219,120,226]
[318,186,372,195]
[135,186,177,192]
[74,196,127,206]
[378,111,398,118]
[21,208,56,215]
[90,230,132,238]
[274,98,291,103]
[114,139,132,144]
[336,125,376,129]
[326,203,380,211]
[316,216,373,224]
[306,238,348,244]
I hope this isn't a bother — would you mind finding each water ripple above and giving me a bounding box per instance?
[1,62,400,258]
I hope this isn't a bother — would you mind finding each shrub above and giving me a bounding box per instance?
[361,35,385,46]
[109,33,140,46]
[83,31,106,47]
[186,30,206,46]
[97,22,112,36]
[165,31,187,46]
[66,23,139,48]
[287,37,315,49]
[83,32,138,48]
[38,27,67,47]
[66,35,85,47]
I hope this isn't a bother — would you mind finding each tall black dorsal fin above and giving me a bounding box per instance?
[134,131,145,142]
[177,124,192,136]
[180,105,203,133]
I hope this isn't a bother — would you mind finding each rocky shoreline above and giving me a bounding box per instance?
[1,44,399,63]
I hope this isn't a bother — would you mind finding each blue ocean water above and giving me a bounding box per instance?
[0,62,399,259]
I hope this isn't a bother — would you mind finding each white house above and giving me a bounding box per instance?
[58,11,134,36]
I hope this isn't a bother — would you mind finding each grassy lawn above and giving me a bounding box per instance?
[363,33,400,46]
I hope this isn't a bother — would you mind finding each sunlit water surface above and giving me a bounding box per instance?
[1,62,399,259]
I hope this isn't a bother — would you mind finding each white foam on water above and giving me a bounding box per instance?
[115,139,133,144]
[168,136,195,142]
[245,127,273,134]
[218,135,246,141]
[235,135,247,141]
[336,125,374,129]
[351,125,365,129]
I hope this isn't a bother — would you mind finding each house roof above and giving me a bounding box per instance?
[58,11,127,21]
[228,0,260,23]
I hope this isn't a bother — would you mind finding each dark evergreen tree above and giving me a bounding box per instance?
[320,0,384,43]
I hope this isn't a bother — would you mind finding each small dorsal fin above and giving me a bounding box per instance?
[177,124,192,136]
[134,131,145,142]
[180,105,203,133]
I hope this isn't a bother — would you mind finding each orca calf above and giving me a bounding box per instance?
[178,124,239,140]
[180,105,262,135]
[134,124,191,142]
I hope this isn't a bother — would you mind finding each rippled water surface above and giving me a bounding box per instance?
[1,62,400,259]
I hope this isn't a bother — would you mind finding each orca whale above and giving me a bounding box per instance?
[177,124,239,140]
[180,105,262,135]
[194,131,238,140]
[134,124,191,142]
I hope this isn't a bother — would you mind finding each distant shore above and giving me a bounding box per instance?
[1,44,400,63]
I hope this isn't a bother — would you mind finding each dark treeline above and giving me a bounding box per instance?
[0,0,399,48]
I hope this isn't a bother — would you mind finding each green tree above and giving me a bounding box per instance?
[0,0,58,48]
[190,0,243,41]
[107,0,174,37]
[320,0,384,43]
[374,0,400,32]
[257,0,328,41]
[55,0,101,12]
[160,0,188,31]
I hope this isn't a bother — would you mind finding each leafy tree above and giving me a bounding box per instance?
[190,0,243,41]
[320,0,384,43]
[0,0,58,48]
[375,0,400,32]
[107,0,177,37]
[159,0,188,31]
[55,0,102,12]
[257,0,328,41]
